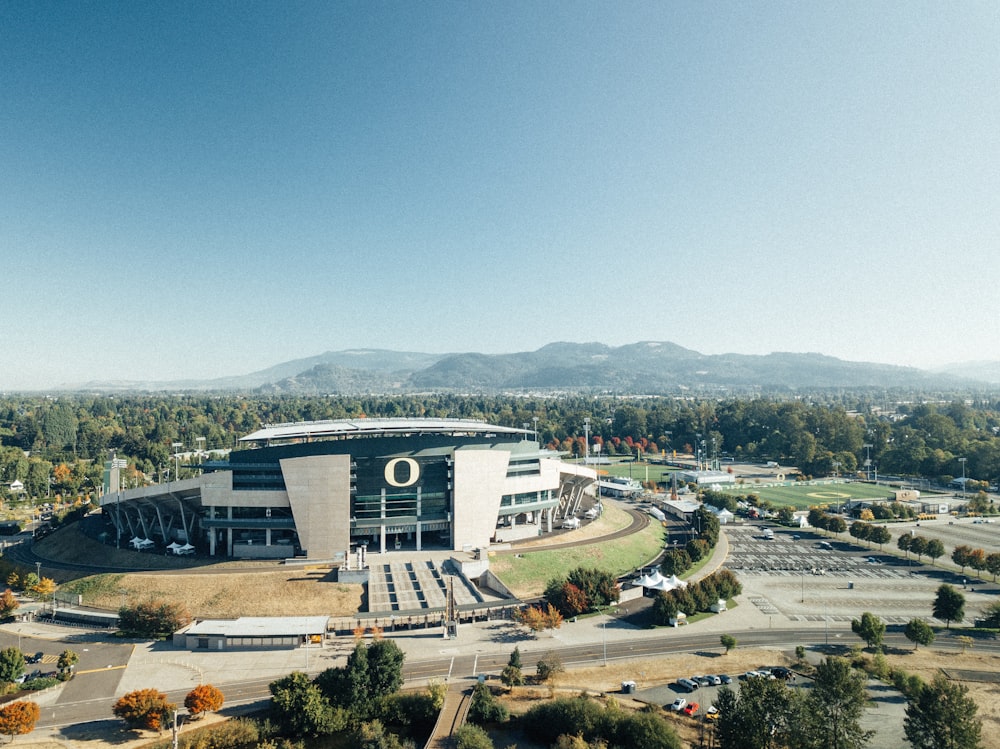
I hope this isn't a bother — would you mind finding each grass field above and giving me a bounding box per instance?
[488,511,666,599]
[718,481,896,509]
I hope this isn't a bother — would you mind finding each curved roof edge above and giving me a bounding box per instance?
[240,417,529,443]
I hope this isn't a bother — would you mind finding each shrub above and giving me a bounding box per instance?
[467,683,508,725]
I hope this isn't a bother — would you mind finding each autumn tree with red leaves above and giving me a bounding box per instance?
[184,684,224,717]
[112,689,175,731]
[0,701,40,740]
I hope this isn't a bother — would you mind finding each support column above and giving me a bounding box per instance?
[380,489,387,553]
[416,521,422,551]
[209,506,216,555]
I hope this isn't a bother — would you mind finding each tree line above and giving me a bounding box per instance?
[2,393,1000,502]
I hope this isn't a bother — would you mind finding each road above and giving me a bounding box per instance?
[22,624,999,732]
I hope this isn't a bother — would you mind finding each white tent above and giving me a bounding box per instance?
[634,570,665,588]
[665,574,688,589]
[176,543,195,555]
[167,542,182,552]
[646,578,677,592]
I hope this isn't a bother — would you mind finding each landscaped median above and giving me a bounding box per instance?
[488,510,667,599]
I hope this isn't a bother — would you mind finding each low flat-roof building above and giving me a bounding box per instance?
[174,616,330,650]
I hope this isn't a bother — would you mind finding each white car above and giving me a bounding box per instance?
[670,698,687,712]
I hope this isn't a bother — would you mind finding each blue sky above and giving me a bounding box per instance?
[3,2,998,389]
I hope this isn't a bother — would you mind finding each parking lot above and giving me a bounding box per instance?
[724,523,999,626]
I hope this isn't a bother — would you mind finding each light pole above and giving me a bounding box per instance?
[959,457,967,503]
[601,606,609,667]
[863,443,873,481]
[35,561,41,582]
[172,443,183,482]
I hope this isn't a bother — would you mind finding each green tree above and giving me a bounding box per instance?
[925,538,946,566]
[985,552,1000,582]
[659,548,692,577]
[118,600,191,639]
[351,718,414,749]
[715,677,793,749]
[366,639,405,700]
[797,656,874,749]
[869,525,891,550]
[850,612,886,650]
[467,682,508,725]
[952,545,973,573]
[910,535,928,561]
[268,671,343,737]
[904,673,983,749]
[57,649,79,677]
[827,516,847,535]
[897,533,912,558]
[454,723,495,749]
[904,619,935,650]
[933,584,965,628]
[0,647,25,684]
[721,634,737,653]
[508,646,522,670]
[500,663,524,687]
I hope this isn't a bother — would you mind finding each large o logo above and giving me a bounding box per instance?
[384,458,420,487]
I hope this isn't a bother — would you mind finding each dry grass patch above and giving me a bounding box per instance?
[81,569,363,619]
[882,649,1000,749]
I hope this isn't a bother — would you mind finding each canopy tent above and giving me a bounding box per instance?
[665,574,688,589]
[176,543,195,555]
[634,570,665,588]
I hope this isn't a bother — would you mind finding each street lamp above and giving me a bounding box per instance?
[172,443,183,482]
[863,444,873,481]
[959,457,967,503]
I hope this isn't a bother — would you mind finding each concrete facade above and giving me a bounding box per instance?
[102,418,595,561]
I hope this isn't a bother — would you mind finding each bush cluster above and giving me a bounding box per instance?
[651,569,742,625]
[520,694,680,749]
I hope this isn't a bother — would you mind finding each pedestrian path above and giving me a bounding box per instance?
[424,683,471,749]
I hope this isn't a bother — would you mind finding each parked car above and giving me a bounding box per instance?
[683,702,700,716]
[669,698,687,712]
[718,674,733,684]
[693,675,713,687]
[706,674,722,685]
[675,678,698,692]
[705,706,720,722]
[771,667,794,680]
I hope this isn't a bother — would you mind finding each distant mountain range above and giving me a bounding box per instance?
[60,342,1000,395]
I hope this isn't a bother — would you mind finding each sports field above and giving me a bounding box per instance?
[718,480,896,509]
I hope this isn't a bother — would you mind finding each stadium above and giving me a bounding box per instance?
[100,418,596,561]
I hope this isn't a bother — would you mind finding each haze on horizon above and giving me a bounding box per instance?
[3,3,998,391]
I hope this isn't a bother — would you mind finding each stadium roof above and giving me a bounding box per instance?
[240,418,529,443]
